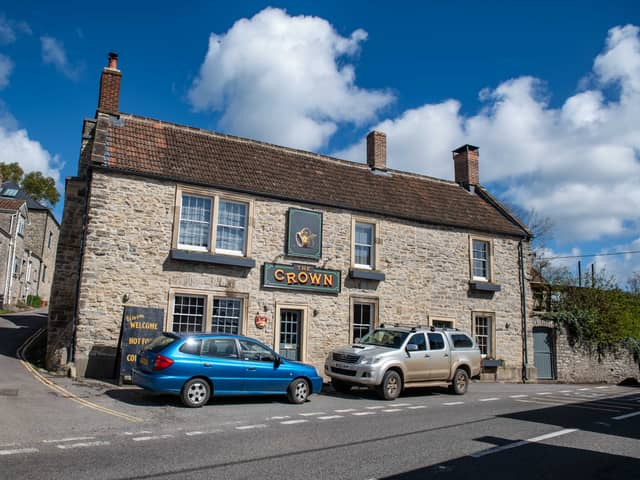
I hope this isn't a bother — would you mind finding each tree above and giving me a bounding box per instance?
[0,163,60,206]
[628,271,640,295]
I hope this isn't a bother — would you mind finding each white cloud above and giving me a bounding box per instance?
[0,126,61,182]
[188,7,393,151]
[0,14,30,45]
[0,53,13,89]
[40,36,82,80]
[336,25,640,244]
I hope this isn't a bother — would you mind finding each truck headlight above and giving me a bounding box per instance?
[359,356,381,365]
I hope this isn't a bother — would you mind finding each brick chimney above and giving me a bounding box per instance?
[367,131,387,171]
[97,52,121,114]
[452,144,479,188]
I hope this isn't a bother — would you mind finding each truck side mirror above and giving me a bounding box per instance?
[406,344,418,352]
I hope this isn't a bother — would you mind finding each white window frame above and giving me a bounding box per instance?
[166,288,248,334]
[351,218,379,270]
[349,296,379,343]
[215,199,248,257]
[17,216,25,236]
[469,236,494,282]
[174,187,253,258]
[472,312,495,358]
[211,296,243,335]
[177,194,212,252]
[430,317,456,329]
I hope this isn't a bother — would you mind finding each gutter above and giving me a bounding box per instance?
[3,213,16,305]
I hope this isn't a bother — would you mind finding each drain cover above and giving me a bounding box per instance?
[0,388,18,396]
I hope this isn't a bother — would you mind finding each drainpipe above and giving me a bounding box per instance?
[519,239,529,382]
[3,213,16,305]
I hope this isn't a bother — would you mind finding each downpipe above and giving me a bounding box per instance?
[519,239,529,382]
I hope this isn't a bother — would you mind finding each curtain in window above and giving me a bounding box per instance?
[179,195,211,249]
[355,223,373,267]
[216,200,247,254]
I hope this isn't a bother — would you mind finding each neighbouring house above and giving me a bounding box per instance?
[0,181,60,307]
[46,53,536,381]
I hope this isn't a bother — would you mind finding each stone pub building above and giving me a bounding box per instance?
[46,54,535,381]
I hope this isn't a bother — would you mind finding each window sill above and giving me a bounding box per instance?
[170,249,256,268]
[349,269,385,281]
[469,281,501,292]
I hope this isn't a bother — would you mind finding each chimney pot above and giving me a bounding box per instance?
[452,144,479,188]
[98,52,122,114]
[367,131,387,171]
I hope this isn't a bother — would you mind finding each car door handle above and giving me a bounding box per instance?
[443,353,449,357]
[247,367,257,371]
[425,354,431,358]
[203,363,212,367]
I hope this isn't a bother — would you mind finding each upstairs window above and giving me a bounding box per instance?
[48,231,53,249]
[471,238,491,281]
[17,217,25,236]
[354,221,375,269]
[215,200,247,256]
[178,195,211,251]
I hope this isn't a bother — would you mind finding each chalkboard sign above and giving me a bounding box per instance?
[115,306,164,383]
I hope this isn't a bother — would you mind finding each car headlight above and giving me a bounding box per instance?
[359,356,382,365]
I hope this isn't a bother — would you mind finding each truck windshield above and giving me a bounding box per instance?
[360,329,409,348]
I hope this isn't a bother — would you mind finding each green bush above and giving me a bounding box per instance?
[26,295,42,308]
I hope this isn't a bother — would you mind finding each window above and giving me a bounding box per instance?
[179,338,202,355]
[2,188,18,197]
[178,194,211,251]
[211,298,242,334]
[26,260,32,282]
[451,334,474,349]
[431,318,455,329]
[427,333,446,350]
[202,338,238,358]
[215,200,247,255]
[12,257,18,277]
[351,298,378,343]
[48,232,53,249]
[408,333,427,351]
[17,217,25,236]
[239,339,276,362]
[172,295,205,333]
[175,189,252,258]
[471,238,491,281]
[42,265,47,283]
[473,313,495,357]
[354,222,374,269]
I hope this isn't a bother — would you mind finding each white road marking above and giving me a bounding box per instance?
[516,399,620,412]
[124,430,152,436]
[236,424,267,430]
[57,441,110,450]
[407,405,427,409]
[281,419,308,425]
[536,392,552,395]
[185,430,222,436]
[578,388,591,391]
[353,411,376,416]
[559,390,572,393]
[391,403,412,407]
[365,406,386,410]
[443,402,464,406]
[612,411,640,421]
[268,416,290,420]
[595,386,609,389]
[132,435,173,442]
[0,448,39,456]
[318,415,343,420]
[43,436,95,444]
[299,412,326,417]
[471,429,577,458]
[335,408,357,413]
[382,409,403,412]
[479,397,500,402]
[509,395,528,398]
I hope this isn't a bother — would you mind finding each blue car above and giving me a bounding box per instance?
[132,332,324,408]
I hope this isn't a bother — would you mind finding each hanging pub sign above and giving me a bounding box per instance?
[255,313,268,329]
[115,306,164,384]
[263,263,341,294]
[286,208,322,259]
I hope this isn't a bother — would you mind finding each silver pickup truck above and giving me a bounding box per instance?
[325,325,481,400]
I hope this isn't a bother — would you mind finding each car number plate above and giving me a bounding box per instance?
[334,362,354,370]
[140,357,148,366]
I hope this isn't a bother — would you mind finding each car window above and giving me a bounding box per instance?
[427,333,446,350]
[145,334,177,353]
[201,338,238,359]
[408,333,426,351]
[179,338,202,355]
[360,329,409,348]
[239,339,276,362]
[451,334,474,348]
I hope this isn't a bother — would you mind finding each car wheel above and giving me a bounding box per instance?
[332,379,352,394]
[287,378,310,404]
[451,369,469,395]
[377,370,402,400]
[181,378,211,408]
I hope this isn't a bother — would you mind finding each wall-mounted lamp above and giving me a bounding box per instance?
[313,309,319,317]
[122,293,130,304]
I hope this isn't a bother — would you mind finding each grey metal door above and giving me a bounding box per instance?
[280,309,302,361]
[533,327,555,379]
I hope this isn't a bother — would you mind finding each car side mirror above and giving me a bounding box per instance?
[406,344,418,352]
[274,355,282,367]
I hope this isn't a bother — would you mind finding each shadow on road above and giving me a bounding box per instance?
[0,311,47,359]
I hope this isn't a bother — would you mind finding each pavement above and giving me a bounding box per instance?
[1,309,639,479]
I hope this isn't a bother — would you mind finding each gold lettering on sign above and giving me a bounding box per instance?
[274,269,285,281]
[129,321,158,329]
[309,272,322,285]
[298,272,309,284]
[323,274,333,288]
[286,272,297,285]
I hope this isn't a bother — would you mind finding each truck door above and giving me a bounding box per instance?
[426,332,451,380]
[404,333,429,381]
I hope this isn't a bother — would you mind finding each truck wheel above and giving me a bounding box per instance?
[451,369,469,395]
[377,370,402,400]
[332,379,352,394]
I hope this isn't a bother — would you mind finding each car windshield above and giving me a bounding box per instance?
[359,329,409,348]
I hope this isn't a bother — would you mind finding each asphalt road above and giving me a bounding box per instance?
[1,311,639,479]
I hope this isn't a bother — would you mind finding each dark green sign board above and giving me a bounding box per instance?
[116,306,164,383]
[263,263,341,294]
[286,208,322,259]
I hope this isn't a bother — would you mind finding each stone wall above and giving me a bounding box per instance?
[35,212,60,302]
[65,170,530,379]
[531,317,639,384]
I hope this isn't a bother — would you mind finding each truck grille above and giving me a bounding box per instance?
[331,367,356,376]
[332,352,359,363]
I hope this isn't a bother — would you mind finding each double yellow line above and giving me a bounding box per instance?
[17,328,143,423]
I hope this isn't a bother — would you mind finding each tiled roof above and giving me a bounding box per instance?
[0,197,25,211]
[0,181,48,210]
[103,113,527,238]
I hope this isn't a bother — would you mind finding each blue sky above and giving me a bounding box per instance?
[0,1,639,285]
